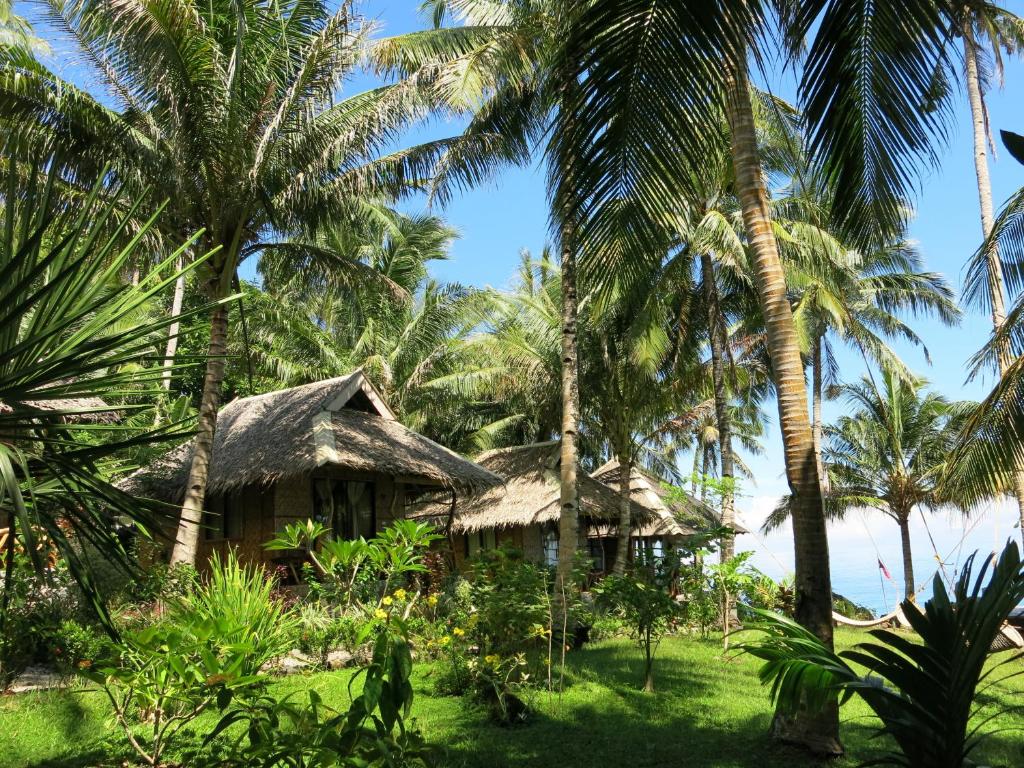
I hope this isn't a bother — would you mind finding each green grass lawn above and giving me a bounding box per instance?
[2,629,1022,768]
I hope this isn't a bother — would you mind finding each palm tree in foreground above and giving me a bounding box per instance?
[2,0,483,564]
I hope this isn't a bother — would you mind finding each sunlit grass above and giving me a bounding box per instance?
[2,629,1021,767]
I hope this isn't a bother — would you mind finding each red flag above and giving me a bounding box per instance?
[878,559,893,581]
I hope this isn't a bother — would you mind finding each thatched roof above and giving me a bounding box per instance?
[0,393,117,424]
[412,441,660,534]
[591,459,748,535]
[119,372,501,502]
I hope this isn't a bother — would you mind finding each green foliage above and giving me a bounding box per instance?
[0,153,218,624]
[174,551,298,677]
[79,552,296,765]
[0,555,85,687]
[209,628,433,767]
[741,542,1024,768]
[266,521,441,609]
[49,618,108,676]
[593,572,678,692]
[80,620,262,767]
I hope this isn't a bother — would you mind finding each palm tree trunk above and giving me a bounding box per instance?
[700,252,736,646]
[556,225,580,592]
[161,261,186,392]
[725,64,840,755]
[170,301,229,565]
[963,22,1024,547]
[612,451,632,574]
[811,333,828,494]
[898,512,915,602]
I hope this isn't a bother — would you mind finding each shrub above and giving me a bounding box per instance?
[49,619,109,676]
[208,627,433,767]
[82,552,297,764]
[81,619,261,767]
[593,572,678,692]
[174,551,297,676]
[0,555,84,687]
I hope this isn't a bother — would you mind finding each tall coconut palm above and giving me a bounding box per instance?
[550,2,972,749]
[1,0,493,564]
[804,373,970,602]
[956,3,1024,537]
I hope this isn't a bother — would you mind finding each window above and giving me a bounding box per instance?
[542,526,558,567]
[313,479,376,540]
[465,529,497,560]
[204,494,243,541]
[587,538,605,571]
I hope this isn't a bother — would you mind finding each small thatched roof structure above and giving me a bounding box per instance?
[591,459,748,535]
[119,372,500,502]
[412,441,659,534]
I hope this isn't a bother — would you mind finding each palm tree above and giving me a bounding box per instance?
[550,3,973,749]
[2,0,485,564]
[810,373,969,602]
[956,3,1024,537]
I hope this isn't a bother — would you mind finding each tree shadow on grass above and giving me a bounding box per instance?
[5,689,111,768]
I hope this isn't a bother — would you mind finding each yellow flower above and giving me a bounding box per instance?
[439,636,452,646]
[484,654,500,666]
[393,588,407,601]
[427,595,438,607]
[452,627,465,637]
[375,608,388,620]
[381,596,393,606]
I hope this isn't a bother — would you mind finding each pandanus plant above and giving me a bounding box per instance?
[740,542,1024,768]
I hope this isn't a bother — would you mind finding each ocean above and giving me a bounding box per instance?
[738,498,1021,617]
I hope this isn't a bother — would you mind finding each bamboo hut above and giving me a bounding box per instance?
[120,371,500,567]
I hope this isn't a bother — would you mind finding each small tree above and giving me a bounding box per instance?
[594,572,678,692]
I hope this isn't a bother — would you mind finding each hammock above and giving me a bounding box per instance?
[831,608,1024,653]
[831,606,906,628]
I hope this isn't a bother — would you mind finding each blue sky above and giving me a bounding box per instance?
[30,0,1024,610]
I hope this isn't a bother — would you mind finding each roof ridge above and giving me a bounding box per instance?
[474,439,560,462]
[220,372,360,412]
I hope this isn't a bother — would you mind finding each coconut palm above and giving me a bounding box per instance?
[549,2,978,749]
[770,372,972,602]
[956,3,1024,537]
[0,0,495,564]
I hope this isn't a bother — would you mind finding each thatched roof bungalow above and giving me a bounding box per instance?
[409,441,666,571]
[590,459,748,536]
[121,371,500,566]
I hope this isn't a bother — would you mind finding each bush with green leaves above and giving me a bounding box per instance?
[741,541,1024,768]
[80,619,262,767]
[593,571,679,692]
[175,551,297,676]
[80,552,296,764]
[207,626,433,767]
[0,553,85,687]
[266,520,441,609]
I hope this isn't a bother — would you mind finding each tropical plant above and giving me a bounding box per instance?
[2,0,490,566]
[0,153,218,622]
[768,372,974,602]
[593,571,678,692]
[173,551,298,675]
[209,628,433,768]
[82,620,262,767]
[740,541,1024,768]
